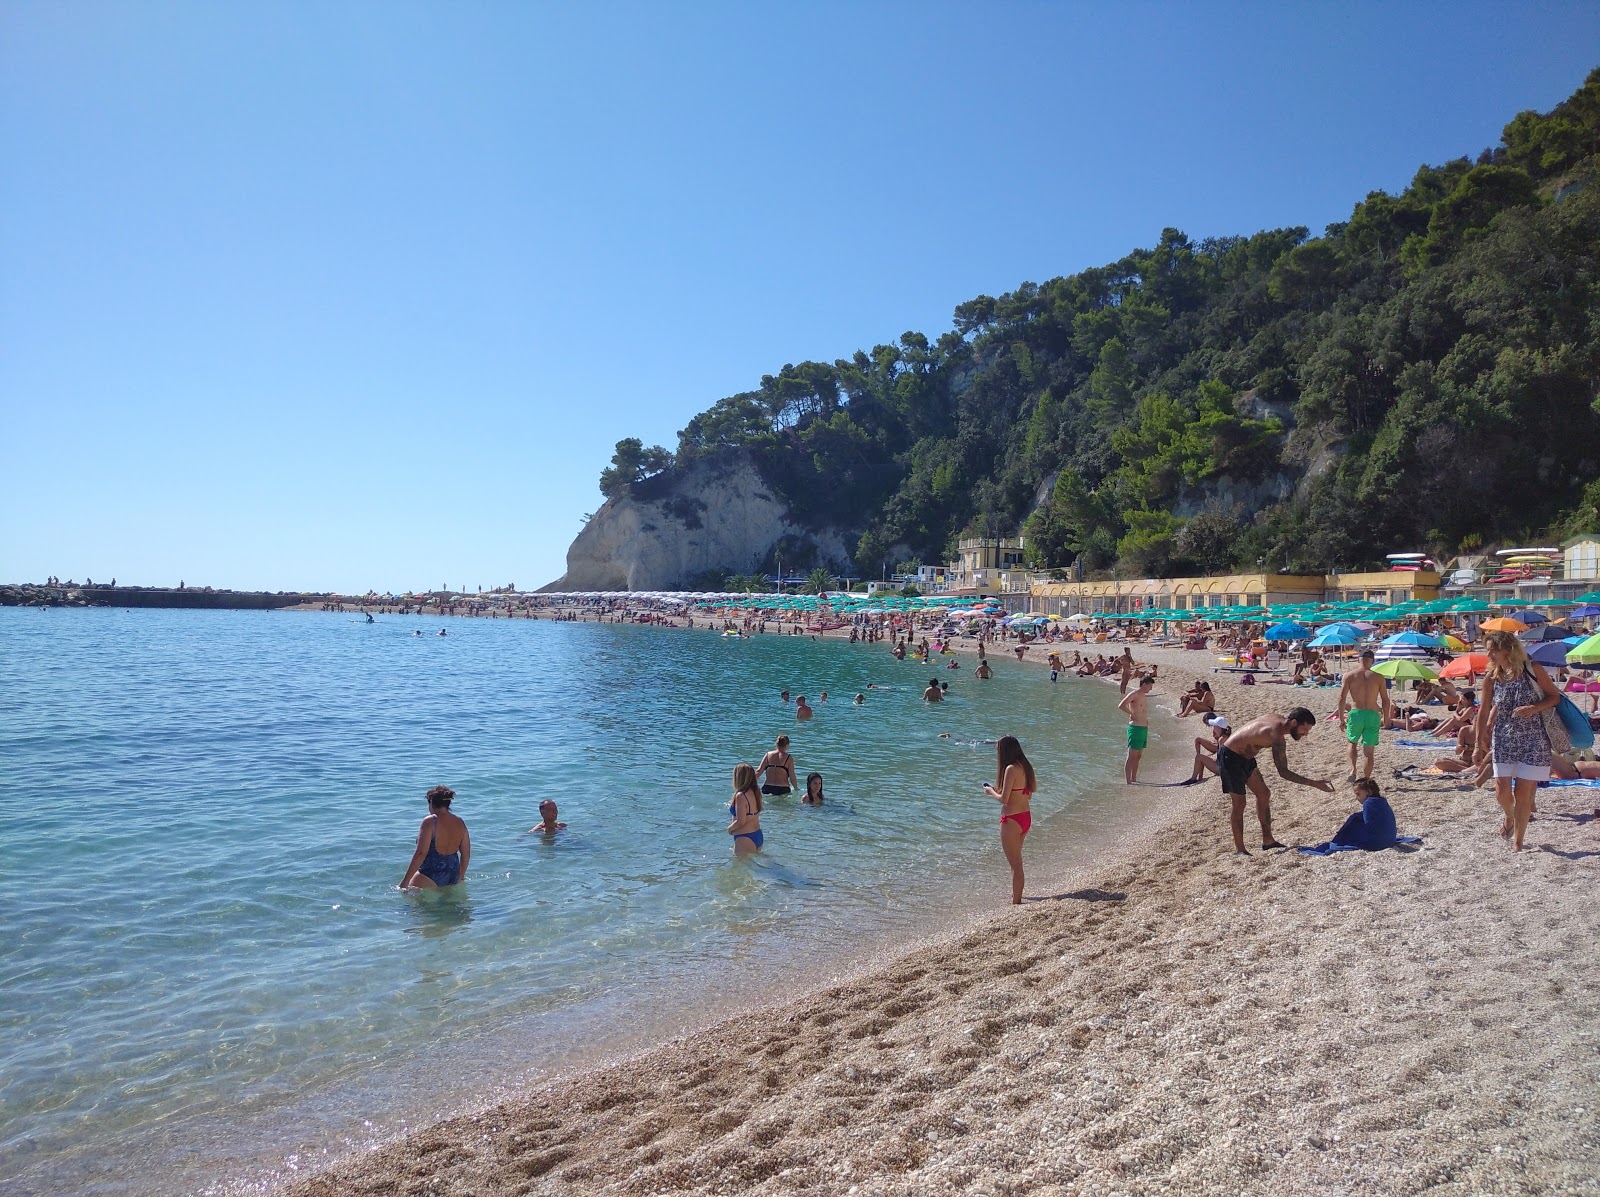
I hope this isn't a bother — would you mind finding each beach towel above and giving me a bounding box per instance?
[1397,738,1453,750]
[1539,778,1600,788]
[1298,796,1422,856]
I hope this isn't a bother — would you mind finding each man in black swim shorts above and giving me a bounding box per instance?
[1218,708,1333,854]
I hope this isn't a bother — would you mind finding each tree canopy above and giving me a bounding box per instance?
[598,71,1600,579]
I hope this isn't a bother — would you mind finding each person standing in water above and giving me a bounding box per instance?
[529,799,566,834]
[728,763,764,852]
[757,735,796,795]
[802,772,826,805]
[1118,674,1154,783]
[401,785,470,888]
[983,736,1036,904]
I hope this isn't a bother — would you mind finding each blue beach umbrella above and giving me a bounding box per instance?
[1509,608,1549,625]
[1265,622,1312,640]
[1568,604,1600,619]
[1383,631,1442,647]
[1528,640,1569,666]
[1316,621,1364,638]
[1308,628,1360,647]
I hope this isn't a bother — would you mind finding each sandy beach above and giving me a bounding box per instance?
[277,639,1600,1196]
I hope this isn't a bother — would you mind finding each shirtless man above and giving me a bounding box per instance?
[1117,675,1154,783]
[1118,648,1135,695]
[529,799,567,834]
[1217,708,1334,854]
[1336,649,1391,782]
[794,696,813,722]
[757,736,796,795]
[923,678,944,702]
[975,659,993,679]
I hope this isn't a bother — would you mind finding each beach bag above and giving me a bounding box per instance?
[1556,692,1595,750]
[1525,668,1577,754]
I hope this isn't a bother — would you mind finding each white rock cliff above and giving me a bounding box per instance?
[544,454,853,591]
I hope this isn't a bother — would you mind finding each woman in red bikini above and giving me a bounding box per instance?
[983,735,1036,905]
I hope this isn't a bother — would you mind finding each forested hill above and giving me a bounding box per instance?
[593,71,1600,584]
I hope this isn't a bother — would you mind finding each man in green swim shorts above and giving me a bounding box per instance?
[1118,674,1154,783]
[1337,649,1391,783]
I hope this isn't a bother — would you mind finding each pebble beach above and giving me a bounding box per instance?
[277,639,1600,1197]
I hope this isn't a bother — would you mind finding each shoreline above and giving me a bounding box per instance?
[269,635,1600,1196]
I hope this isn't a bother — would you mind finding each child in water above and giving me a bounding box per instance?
[803,772,825,805]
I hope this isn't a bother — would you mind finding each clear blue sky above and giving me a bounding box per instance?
[2,2,1595,593]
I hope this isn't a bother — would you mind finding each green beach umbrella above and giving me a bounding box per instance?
[1566,633,1600,665]
[1372,659,1440,682]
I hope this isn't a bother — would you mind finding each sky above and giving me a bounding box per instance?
[2,2,1596,594]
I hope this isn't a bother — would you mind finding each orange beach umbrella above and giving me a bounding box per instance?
[1440,653,1489,679]
[1480,617,1528,633]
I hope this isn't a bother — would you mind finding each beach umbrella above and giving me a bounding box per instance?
[1375,642,1435,663]
[1569,604,1600,619]
[1383,631,1441,647]
[1309,628,1360,647]
[1265,621,1311,640]
[1528,641,1569,667]
[1372,659,1439,682]
[1480,617,1528,633]
[1519,624,1574,643]
[1440,634,1470,651]
[1579,592,1600,603]
[1567,633,1600,665]
[1440,653,1489,679]
[1316,621,1365,637]
[1508,608,1549,624]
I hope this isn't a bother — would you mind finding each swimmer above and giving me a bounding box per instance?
[530,799,566,834]
[983,736,1036,904]
[728,763,764,853]
[923,678,944,702]
[819,691,828,703]
[401,785,470,888]
[437,628,447,636]
[757,736,796,795]
[853,693,865,704]
[795,696,814,721]
[947,659,960,669]
[802,772,825,805]
[780,689,790,704]
[976,660,993,679]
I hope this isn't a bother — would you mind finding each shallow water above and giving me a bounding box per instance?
[0,608,1132,1194]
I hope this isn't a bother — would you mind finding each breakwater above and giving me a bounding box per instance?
[1,585,317,610]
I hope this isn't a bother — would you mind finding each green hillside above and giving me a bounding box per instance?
[600,70,1600,581]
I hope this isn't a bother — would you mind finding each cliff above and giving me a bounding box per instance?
[543,452,853,591]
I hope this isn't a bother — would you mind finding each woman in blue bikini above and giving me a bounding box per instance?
[401,785,470,888]
[728,763,764,853]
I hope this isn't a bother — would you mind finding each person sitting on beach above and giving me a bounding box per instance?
[1178,682,1215,718]
[1217,709,1334,854]
[530,799,566,834]
[757,736,796,795]
[983,736,1036,904]
[401,785,469,888]
[802,772,826,805]
[976,660,993,679]
[1298,778,1419,855]
[728,763,764,853]
[924,678,944,702]
[1185,715,1230,783]
[795,696,813,722]
[1552,755,1600,780]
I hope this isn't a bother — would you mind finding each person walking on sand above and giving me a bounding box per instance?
[1336,649,1391,782]
[401,785,470,888]
[1118,674,1154,783]
[1473,630,1562,851]
[1118,648,1135,695]
[757,736,796,795]
[1217,709,1334,854]
[728,763,764,853]
[983,735,1036,904]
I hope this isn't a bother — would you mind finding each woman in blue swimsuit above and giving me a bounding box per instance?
[401,785,471,888]
[728,763,764,853]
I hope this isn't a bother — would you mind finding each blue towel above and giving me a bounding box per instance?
[1299,797,1423,856]
[1396,739,1452,749]
[1539,778,1600,788]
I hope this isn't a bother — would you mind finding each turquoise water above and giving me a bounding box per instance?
[0,607,1132,1194]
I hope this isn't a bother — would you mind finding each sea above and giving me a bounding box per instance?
[0,606,1141,1195]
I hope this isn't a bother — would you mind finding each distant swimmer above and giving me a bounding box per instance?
[728,763,764,853]
[947,659,960,669]
[819,691,828,703]
[758,736,796,795]
[983,736,1036,904]
[802,772,826,805]
[412,630,424,637]
[401,785,469,888]
[853,693,865,705]
[795,696,814,722]
[976,660,993,679]
[924,679,944,702]
[530,799,566,834]
[365,612,375,623]
[437,628,447,636]
[780,689,790,704]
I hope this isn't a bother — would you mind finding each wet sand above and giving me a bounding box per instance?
[276,642,1600,1196]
